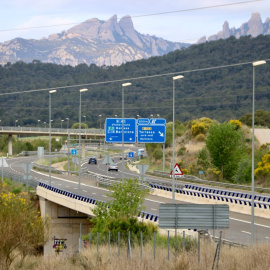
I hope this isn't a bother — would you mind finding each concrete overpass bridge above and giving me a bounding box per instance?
[0,126,105,156]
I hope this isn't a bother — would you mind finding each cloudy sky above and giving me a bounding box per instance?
[0,0,269,43]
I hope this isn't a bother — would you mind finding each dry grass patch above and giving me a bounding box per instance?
[13,242,270,270]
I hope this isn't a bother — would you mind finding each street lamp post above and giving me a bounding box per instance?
[61,120,64,144]
[83,115,87,140]
[44,122,46,128]
[15,120,18,127]
[121,82,132,182]
[251,60,266,245]
[38,119,40,129]
[66,118,69,130]
[99,115,102,130]
[78,89,88,195]
[49,90,57,186]
[172,75,184,203]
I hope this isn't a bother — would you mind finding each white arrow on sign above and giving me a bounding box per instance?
[159,131,164,137]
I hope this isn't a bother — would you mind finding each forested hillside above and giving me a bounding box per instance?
[0,35,269,128]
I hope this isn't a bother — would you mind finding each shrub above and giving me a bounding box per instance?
[255,154,270,177]
[191,118,213,137]
[229,119,242,130]
[194,133,206,142]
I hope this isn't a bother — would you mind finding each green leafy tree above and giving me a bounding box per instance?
[0,182,49,269]
[206,122,246,181]
[91,178,157,242]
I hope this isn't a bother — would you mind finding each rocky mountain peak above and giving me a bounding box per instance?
[247,12,263,37]
[0,15,189,67]
[198,12,269,43]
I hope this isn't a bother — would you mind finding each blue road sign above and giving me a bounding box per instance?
[137,118,166,143]
[106,118,136,143]
[71,149,77,155]
[128,152,134,158]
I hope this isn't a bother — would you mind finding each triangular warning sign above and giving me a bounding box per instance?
[170,163,183,176]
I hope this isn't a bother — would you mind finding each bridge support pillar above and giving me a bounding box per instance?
[8,134,12,156]
[39,197,91,255]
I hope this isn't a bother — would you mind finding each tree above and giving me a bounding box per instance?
[206,122,246,181]
[91,178,157,241]
[0,182,49,269]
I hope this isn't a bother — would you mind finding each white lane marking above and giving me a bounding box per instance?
[241,231,251,235]
[265,237,269,239]
[92,193,96,195]
[151,208,157,211]
[102,195,107,198]
[83,190,87,193]
[230,217,270,229]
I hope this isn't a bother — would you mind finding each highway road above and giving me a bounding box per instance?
[4,155,270,246]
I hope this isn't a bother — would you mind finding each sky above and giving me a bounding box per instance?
[0,0,269,44]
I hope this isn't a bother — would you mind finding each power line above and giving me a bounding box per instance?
[0,0,262,34]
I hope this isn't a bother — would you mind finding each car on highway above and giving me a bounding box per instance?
[88,157,97,164]
[119,155,127,160]
[108,163,118,171]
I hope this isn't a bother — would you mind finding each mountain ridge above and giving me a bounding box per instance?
[197,12,270,43]
[0,15,188,67]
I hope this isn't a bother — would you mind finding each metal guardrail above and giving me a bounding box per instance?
[150,183,270,210]
[149,171,270,203]
[0,126,105,134]
[150,170,270,193]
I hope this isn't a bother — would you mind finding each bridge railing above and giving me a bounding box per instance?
[0,126,105,134]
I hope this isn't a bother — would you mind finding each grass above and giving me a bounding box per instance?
[37,156,68,166]
[10,241,270,270]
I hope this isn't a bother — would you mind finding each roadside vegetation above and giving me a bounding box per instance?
[5,239,270,269]
[0,180,49,270]
[145,110,270,187]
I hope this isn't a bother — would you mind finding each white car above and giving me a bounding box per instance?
[108,164,118,171]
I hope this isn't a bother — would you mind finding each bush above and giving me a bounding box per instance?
[191,118,212,137]
[194,133,206,142]
[0,182,49,269]
[229,119,242,130]
[152,148,163,160]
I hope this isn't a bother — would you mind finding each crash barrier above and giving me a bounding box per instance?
[33,162,88,175]
[149,183,270,210]
[38,182,159,222]
[151,171,270,193]
[184,184,270,203]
